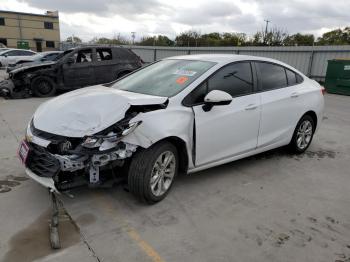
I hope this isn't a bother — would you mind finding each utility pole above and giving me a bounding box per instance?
[131,32,136,45]
[264,19,271,45]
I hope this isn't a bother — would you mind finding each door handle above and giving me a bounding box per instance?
[245,104,258,110]
[291,92,299,98]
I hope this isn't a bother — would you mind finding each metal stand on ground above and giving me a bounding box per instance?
[49,190,61,249]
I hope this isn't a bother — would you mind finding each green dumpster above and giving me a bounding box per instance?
[325,59,350,95]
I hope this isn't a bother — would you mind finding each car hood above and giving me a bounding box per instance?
[33,85,168,137]
[10,61,56,75]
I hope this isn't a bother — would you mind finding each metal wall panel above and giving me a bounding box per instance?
[59,42,350,79]
[127,45,350,79]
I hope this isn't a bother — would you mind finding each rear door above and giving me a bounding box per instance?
[93,48,115,84]
[190,62,261,166]
[62,48,95,88]
[255,62,303,148]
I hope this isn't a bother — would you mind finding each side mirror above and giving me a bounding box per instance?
[66,57,75,64]
[202,90,232,112]
[4,54,8,57]
[40,58,47,61]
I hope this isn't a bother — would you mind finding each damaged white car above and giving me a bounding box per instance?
[18,54,325,203]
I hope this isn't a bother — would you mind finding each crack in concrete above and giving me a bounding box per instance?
[0,111,20,142]
[63,206,102,262]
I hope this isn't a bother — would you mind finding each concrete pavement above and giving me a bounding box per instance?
[0,92,349,262]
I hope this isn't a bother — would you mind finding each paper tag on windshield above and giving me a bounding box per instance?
[173,69,197,76]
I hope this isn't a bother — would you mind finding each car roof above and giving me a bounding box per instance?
[2,48,36,53]
[164,54,302,73]
[41,51,63,54]
[165,54,284,65]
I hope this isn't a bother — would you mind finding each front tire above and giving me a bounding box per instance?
[289,115,315,153]
[31,76,56,97]
[128,142,178,204]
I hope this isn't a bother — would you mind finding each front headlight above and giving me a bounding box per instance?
[81,121,142,149]
[81,137,102,148]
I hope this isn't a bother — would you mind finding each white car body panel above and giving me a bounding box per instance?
[26,54,324,184]
[0,49,36,66]
[193,93,261,166]
[33,86,168,137]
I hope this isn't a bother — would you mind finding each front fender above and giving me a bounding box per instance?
[121,107,195,168]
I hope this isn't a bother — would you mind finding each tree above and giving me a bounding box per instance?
[221,33,247,46]
[317,27,350,45]
[249,27,288,46]
[66,36,82,43]
[138,35,174,46]
[284,33,315,46]
[175,30,201,46]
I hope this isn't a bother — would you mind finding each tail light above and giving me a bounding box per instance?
[321,87,326,95]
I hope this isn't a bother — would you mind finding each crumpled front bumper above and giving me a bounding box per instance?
[25,168,59,193]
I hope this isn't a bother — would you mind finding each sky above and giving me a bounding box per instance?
[1,0,349,42]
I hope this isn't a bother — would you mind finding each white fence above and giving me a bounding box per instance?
[60,42,350,81]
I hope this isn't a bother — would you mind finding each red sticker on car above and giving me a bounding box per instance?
[176,76,188,85]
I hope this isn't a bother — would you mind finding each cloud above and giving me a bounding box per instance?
[3,0,350,41]
[19,0,166,16]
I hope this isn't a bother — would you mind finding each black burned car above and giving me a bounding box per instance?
[0,46,143,98]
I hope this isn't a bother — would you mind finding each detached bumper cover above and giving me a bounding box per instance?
[0,79,14,96]
[25,168,59,193]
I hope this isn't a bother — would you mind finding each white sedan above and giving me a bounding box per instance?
[0,49,36,67]
[19,54,324,203]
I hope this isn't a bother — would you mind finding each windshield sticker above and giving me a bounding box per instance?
[173,69,197,76]
[176,76,189,85]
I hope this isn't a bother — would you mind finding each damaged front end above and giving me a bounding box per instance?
[22,116,141,192]
[0,63,54,98]
[0,71,33,98]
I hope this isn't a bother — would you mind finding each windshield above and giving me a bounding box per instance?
[30,53,45,60]
[53,50,72,61]
[112,59,215,97]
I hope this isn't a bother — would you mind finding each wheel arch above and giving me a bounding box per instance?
[154,136,189,174]
[302,110,318,129]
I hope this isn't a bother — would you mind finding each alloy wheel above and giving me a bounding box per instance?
[296,120,313,150]
[150,151,176,197]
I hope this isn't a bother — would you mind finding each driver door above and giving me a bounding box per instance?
[62,48,95,88]
[191,62,261,166]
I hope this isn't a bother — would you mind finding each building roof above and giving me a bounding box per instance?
[0,10,59,18]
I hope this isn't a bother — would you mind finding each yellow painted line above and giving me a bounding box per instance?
[93,192,165,262]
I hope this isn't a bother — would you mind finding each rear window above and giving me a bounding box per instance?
[115,48,136,60]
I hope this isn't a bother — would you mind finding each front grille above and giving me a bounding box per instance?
[26,143,60,178]
[31,120,83,154]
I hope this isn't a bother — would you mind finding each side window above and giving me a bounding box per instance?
[0,18,5,26]
[20,50,33,56]
[207,62,253,97]
[45,53,57,60]
[6,50,20,56]
[96,48,112,61]
[73,49,92,63]
[256,62,287,91]
[296,74,303,84]
[286,68,297,86]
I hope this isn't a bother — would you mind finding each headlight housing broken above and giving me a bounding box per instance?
[81,121,142,149]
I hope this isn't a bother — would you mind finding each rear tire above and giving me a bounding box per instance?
[128,142,178,204]
[289,115,315,154]
[31,76,56,97]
